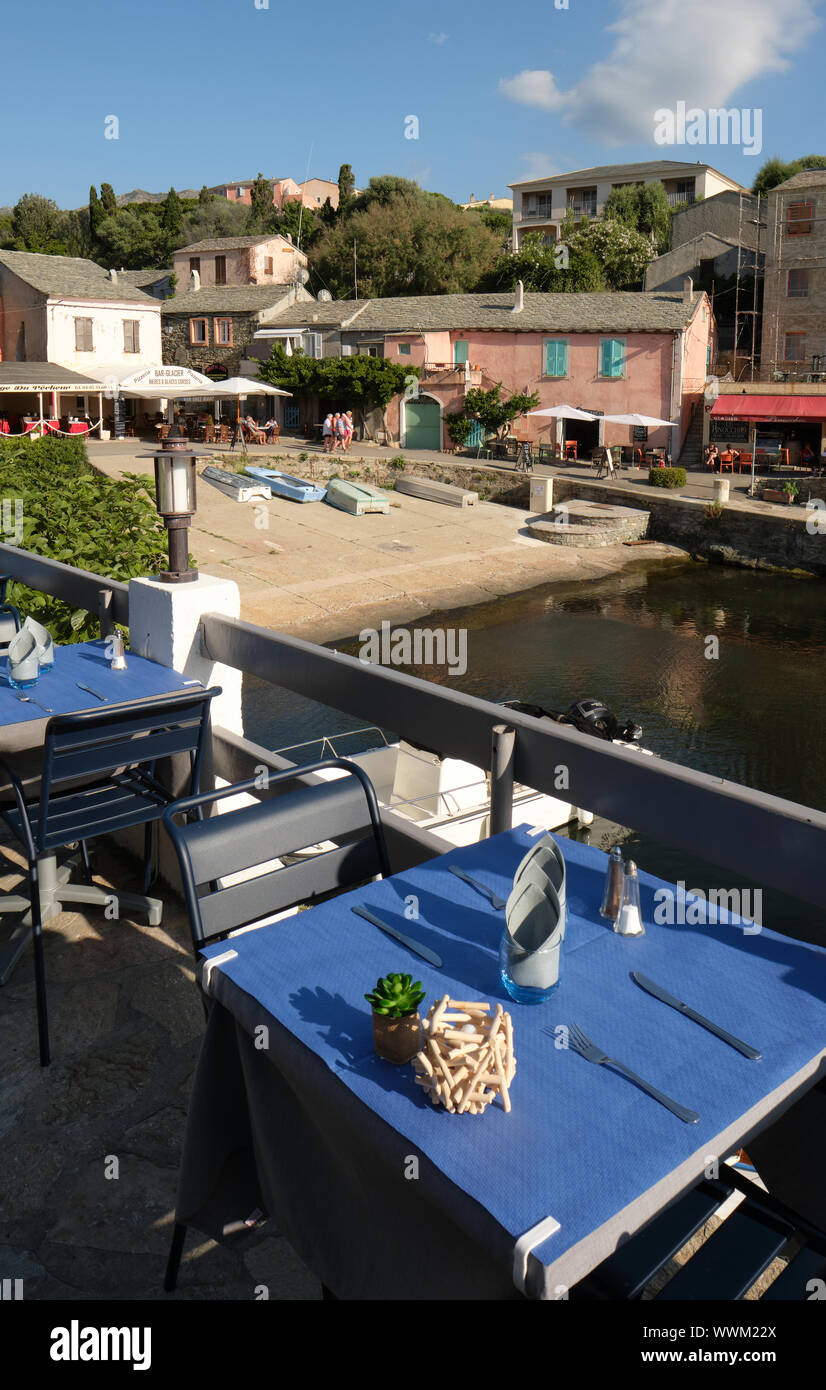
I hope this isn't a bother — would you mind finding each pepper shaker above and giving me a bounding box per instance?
[600,844,624,920]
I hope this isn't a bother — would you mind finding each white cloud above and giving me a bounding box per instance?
[499,70,566,112]
[428,32,449,45]
[500,0,820,143]
[519,152,562,179]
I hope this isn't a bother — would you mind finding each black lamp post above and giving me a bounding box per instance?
[142,431,209,583]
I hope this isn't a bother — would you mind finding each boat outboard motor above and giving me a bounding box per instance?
[563,699,642,744]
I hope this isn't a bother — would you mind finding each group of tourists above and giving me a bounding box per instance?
[322,411,354,453]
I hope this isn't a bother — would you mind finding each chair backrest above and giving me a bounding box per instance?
[36,687,219,853]
[163,758,392,951]
[0,574,21,654]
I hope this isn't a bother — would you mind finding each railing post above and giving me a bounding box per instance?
[489,723,515,837]
[98,588,114,640]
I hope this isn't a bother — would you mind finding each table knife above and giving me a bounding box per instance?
[351,905,442,968]
[632,972,762,1059]
[76,681,107,702]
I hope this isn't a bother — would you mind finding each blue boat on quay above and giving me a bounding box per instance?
[244,467,327,503]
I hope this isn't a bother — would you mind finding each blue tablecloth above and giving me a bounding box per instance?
[0,639,200,726]
[200,826,826,1294]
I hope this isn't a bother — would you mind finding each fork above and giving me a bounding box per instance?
[448,865,506,911]
[13,691,54,713]
[552,1021,699,1124]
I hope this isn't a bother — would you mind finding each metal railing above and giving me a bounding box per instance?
[200,611,826,909]
[666,191,697,207]
[1,545,825,909]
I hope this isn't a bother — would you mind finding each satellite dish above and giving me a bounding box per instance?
[299,268,310,284]
[318,289,333,302]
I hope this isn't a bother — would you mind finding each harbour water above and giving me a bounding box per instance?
[243,560,826,947]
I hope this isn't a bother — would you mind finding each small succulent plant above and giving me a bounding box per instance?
[365,973,426,1019]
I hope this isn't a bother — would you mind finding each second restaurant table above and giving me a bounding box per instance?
[174,825,826,1300]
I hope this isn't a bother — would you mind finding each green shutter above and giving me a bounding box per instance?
[453,340,469,364]
[601,339,624,378]
[544,340,567,377]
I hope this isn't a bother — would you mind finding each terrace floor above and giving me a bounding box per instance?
[0,830,320,1301]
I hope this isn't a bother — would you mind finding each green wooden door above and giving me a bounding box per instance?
[405,398,441,451]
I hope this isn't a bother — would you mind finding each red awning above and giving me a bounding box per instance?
[711,395,826,421]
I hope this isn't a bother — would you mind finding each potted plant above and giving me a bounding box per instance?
[365,973,426,1064]
[783,480,800,504]
[761,481,797,504]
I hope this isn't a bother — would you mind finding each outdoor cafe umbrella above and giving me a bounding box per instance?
[528,404,599,420]
[174,377,292,444]
[599,412,678,428]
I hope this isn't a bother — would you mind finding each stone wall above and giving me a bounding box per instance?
[549,475,826,575]
[162,311,258,377]
[231,449,532,506]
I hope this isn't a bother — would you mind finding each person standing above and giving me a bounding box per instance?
[336,411,348,452]
[343,410,354,452]
[322,412,333,453]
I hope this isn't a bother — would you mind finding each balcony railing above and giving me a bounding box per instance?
[567,201,597,218]
[2,543,826,909]
[520,207,555,220]
[667,191,697,207]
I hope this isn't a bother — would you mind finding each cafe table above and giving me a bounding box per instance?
[174,824,826,1300]
[0,638,204,982]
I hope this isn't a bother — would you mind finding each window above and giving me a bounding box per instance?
[302,332,322,358]
[190,318,207,344]
[214,318,232,346]
[676,180,695,199]
[284,403,300,427]
[453,340,469,365]
[264,257,274,275]
[214,255,227,285]
[123,320,140,353]
[236,187,244,199]
[599,338,625,378]
[543,339,568,378]
[784,332,808,362]
[787,202,813,235]
[74,317,94,352]
[567,186,597,217]
[398,343,411,355]
[189,257,200,275]
[788,269,809,298]
[341,344,353,357]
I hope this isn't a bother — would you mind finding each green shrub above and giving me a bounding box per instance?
[0,438,167,642]
[648,466,686,489]
[389,455,406,469]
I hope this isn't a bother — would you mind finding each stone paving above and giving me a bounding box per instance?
[0,831,320,1301]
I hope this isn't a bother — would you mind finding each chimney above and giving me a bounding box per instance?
[189,269,201,292]
[683,275,694,303]
[109,268,117,284]
[512,280,524,313]
[469,194,475,204]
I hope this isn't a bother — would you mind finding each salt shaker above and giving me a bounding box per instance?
[614,860,645,937]
[600,845,624,920]
[110,631,127,671]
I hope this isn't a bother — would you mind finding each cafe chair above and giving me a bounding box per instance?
[160,758,391,1294]
[0,575,22,654]
[0,687,219,1066]
[569,1165,826,1301]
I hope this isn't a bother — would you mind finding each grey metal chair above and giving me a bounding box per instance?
[0,686,219,1065]
[161,758,392,1292]
[0,575,22,654]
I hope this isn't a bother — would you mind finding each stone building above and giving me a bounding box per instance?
[172,234,307,292]
[161,283,313,379]
[760,170,826,375]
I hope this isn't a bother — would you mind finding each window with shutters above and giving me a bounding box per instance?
[543,339,568,378]
[74,318,94,352]
[599,338,625,378]
[214,255,227,284]
[265,257,274,275]
[123,320,140,353]
[787,202,813,235]
[189,257,200,275]
[787,269,809,297]
[214,318,232,346]
[398,343,411,355]
[453,340,469,365]
[190,318,207,344]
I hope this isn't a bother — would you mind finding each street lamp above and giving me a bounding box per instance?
[142,430,208,583]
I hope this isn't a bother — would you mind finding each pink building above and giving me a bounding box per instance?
[208,177,340,211]
[257,283,714,453]
[173,235,307,290]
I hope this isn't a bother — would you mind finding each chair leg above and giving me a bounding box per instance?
[79,840,93,886]
[142,822,153,896]
[30,864,50,1067]
[164,1221,187,1292]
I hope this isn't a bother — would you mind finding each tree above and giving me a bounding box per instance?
[464,205,513,250]
[276,199,317,249]
[603,181,671,253]
[95,207,167,268]
[198,184,213,205]
[563,213,652,290]
[258,344,417,435]
[10,193,68,253]
[314,193,500,297]
[179,199,250,246]
[89,185,103,240]
[445,383,540,445]
[752,153,826,196]
[100,182,117,214]
[478,231,605,292]
[160,187,182,237]
[248,172,274,227]
[337,163,356,216]
[352,175,426,211]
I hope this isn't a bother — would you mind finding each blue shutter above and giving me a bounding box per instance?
[601,339,624,378]
[612,339,625,376]
[544,340,567,377]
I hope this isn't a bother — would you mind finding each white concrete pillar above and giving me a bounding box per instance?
[128,573,243,737]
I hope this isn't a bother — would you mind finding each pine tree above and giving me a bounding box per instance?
[249,172,274,226]
[89,185,103,239]
[198,184,212,206]
[337,163,355,215]
[161,187,182,236]
[100,182,117,214]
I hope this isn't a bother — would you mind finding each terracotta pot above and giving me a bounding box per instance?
[371,1009,421,1065]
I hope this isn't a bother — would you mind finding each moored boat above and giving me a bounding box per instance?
[395,475,478,507]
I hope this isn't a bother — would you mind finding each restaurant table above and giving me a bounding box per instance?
[176,825,826,1300]
[0,639,205,982]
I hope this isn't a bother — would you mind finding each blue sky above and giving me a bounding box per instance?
[4,0,825,209]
